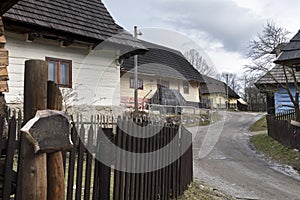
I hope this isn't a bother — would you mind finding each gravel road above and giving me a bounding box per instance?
[188,111,300,200]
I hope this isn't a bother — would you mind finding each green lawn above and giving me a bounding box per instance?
[251,133,300,172]
[248,115,267,132]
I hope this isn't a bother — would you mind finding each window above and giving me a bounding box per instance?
[183,81,189,94]
[130,77,143,89]
[46,57,72,87]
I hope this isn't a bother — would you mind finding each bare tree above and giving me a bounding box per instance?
[184,49,216,77]
[240,73,265,106]
[245,21,300,120]
[246,21,290,73]
[217,72,241,93]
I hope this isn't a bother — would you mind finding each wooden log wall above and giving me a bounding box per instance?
[0,17,8,93]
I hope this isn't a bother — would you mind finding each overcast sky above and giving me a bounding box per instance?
[103,0,300,76]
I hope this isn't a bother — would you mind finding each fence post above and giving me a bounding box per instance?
[22,60,48,200]
[47,81,65,200]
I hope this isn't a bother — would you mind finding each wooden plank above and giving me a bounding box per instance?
[139,125,146,200]
[134,125,142,200]
[83,125,93,200]
[75,124,85,200]
[119,120,127,200]
[98,128,112,200]
[161,127,167,200]
[113,120,122,200]
[0,49,8,66]
[128,121,136,200]
[92,128,100,200]
[66,126,78,200]
[144,125,150,200]
[170,127,176,199]
[123,120,131,200]
[3,117,16,199]
[165,127,171,200]
[22,60,48,200]
[148,126,154,200]
[15,132,24,200]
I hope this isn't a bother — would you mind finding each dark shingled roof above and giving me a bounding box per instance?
[274,30,300,65]
[200,75,240,98]
[255,65,300,85]
[121,40,204,82]
[2,0,145,49]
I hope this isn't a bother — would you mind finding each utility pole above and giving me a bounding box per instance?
[226,73,229,110]
[134,26,142,113]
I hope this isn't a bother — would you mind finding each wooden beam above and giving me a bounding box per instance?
[47,81,65,200]
[0,0,20,15]
[0,80,8,92]
[0,49,8,66]
[0,66,8,81]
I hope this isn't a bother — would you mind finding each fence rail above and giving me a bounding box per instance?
[0,111,193,200]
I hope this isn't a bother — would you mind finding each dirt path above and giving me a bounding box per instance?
[188,111,300,200]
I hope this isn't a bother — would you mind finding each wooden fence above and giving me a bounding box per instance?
[266,115,300,150]
[0,112,193,200]
[275,109,296,121]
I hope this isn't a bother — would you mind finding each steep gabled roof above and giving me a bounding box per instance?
[274,30,300,66]
[200,75,239,98]
[255,65,300,85]
[2,0,145,50]
[121,40,204,82]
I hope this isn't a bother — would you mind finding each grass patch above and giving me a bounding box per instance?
[251,133,300,172]
[178,181,234,200]
[249,115,267,132]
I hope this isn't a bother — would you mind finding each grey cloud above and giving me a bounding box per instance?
[151,0,264,53]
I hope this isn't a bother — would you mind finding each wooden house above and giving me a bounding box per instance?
[120,41,203,112]
[1,0,145,112]
[274,30,300,66]
[200,75,240,109]
[256,30,300,114]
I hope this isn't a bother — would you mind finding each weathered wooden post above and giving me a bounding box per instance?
[22,60,48,200]
[46,81,65,200]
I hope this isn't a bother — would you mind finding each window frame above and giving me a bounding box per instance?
[46,57,72,88]
[130,77,143,90]
[183,81,189,94]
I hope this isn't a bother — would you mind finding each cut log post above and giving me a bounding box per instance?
[46,81,65,200]
[22,60,48,200]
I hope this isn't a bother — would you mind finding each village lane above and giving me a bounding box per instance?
[189,111,300,200]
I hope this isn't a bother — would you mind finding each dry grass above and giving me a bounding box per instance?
[178,181,235,200]
[251,133,300,172]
